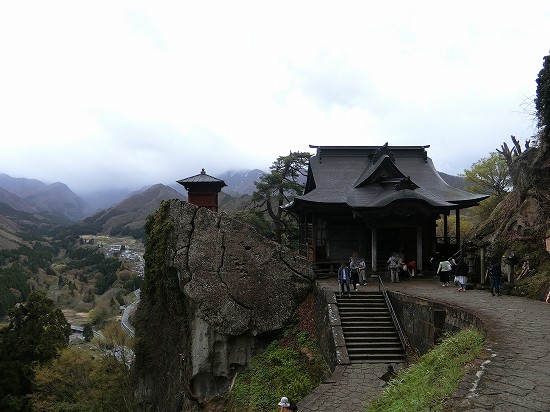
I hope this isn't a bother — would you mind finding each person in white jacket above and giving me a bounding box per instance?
[437,256,452,287]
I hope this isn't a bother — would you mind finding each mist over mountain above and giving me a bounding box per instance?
[218,169,265,196]
[81,184,186,239]
[0,173,47,198]
[80,188,136,213]
[0,169,467,245]
[24,182,90,221]
[167,169,264,197]
[0,186,38,214]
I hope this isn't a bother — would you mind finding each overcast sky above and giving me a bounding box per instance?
[0,1,548,195]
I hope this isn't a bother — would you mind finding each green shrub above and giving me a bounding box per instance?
[227,327,329,412]
[229,342,312,411]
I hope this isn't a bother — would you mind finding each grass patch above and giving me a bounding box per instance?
[225,293,330,412]
[366,327,484,412]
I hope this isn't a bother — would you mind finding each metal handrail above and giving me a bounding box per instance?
[377,275,414,358]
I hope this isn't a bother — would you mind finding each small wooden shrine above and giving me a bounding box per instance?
[176,169,227,212]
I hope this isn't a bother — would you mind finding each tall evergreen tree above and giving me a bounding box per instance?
[252,151,311,244]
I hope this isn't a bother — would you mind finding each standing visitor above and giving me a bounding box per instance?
[338,262,351,297]
[387,254,400,283]
[437,256,452,287]
[350,252,360,290]
[430,252,441,278]
[454,257,468,291]
[359,257,368,285]
[449,256,457,273]
[487,259,502,296]
[407,260,416,277]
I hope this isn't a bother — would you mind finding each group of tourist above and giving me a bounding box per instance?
[337,252,367,297]
[431,253,502,295]
[338,250,504,295]
[431,254,469,291]
[339,251,420,295]
[387,252,416,283]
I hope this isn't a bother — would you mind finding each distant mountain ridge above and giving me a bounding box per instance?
[81,184,186,239]
[439,172,467,190]
[0,169,467,244]
[0,174,90,220]
[218,169,264,196]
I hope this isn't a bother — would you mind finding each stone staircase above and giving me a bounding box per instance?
[336,291,406,364]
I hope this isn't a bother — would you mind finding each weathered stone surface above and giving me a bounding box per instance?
[136,200,315,407]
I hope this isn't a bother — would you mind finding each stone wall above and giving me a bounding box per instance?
[312,282,349,369]
[388,291,486,355]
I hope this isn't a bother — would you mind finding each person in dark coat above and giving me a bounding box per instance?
[454,257,468,291]
[338,262,351,297]
[487,260,502,296]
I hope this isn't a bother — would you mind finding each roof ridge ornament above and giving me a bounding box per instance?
[370,142,394,164]
[395,176,419,191]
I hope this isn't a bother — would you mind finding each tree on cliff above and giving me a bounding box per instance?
[463,152,511,198]
[462,152,511,221]
[251,151,311,244]
[535,51,550,143]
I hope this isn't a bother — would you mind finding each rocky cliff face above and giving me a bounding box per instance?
[133,200,315,411]
[473,140,550,298]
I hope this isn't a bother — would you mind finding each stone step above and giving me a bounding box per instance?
[341,320,394,327]
[336,294,385,300]
[338,310,390,317]
[347,344,405,353]
[346,340,403,349]
[348,352,406,364]
[337,304,387,310]
[345,335,401,344]
[335,290,406,364]
[337,299,387,305]
[342,329,400,337]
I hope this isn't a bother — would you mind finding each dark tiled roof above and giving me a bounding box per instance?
[288,145,487,210]
[176,169,227,187]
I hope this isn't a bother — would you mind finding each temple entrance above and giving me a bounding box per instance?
[377,227,417,264]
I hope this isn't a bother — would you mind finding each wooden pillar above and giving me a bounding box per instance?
[455,208,461,250]
[311,214,317,262]
[371,228,377,275]
[443,213,448,246]
[480,247,487,283]
[416,226,423,272]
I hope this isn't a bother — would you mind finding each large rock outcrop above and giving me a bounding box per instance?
[134,200,315,411]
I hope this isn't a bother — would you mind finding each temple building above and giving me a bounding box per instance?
[283,144,488,275]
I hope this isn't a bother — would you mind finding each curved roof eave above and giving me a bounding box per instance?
[347,188,454,209]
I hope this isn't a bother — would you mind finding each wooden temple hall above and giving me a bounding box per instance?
[282,144,488,275]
